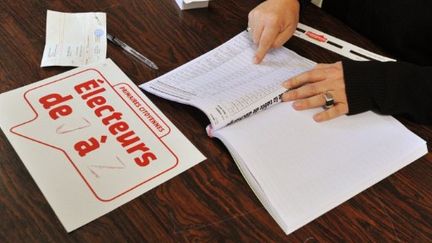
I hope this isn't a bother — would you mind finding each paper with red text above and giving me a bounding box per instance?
[0,59,205,232]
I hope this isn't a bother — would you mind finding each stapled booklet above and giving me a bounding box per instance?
[140,31,427,234]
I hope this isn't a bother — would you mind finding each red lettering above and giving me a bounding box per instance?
[134,152,157,166]
[38,93,73,120]
[101,112,123,125]
[81,87,105,100]
[87,95,106,108]
[116,130,140,148]
[49,106,72,120]
[108,121,129,135]
[74,79,100,94]
[94,105,114,117]
[306,31,327,42]
[127,142,150,154]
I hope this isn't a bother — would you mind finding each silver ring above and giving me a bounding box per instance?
[246,26,252,32]
[323,91,335,109]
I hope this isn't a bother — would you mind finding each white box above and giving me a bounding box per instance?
[175,0,209,10]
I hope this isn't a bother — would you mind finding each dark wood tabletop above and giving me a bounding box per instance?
[0,0,431,242]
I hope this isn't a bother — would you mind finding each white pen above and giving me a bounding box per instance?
[107,33,159,70]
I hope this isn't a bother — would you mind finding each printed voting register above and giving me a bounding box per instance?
[140,31,428,234]
[0,59,205,232]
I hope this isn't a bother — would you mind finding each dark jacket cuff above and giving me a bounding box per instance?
[342,60,386,115]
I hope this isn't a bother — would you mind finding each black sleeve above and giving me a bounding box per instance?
[343,60,432,124]
[299,0,311,14]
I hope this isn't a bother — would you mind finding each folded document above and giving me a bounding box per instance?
[41,10,107,67]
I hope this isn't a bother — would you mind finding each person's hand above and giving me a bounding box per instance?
[248,0,300,64]
[281,62,349,122]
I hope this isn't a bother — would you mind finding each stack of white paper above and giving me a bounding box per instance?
[141,31,428,234]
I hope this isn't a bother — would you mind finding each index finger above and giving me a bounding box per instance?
[254,26,279,64]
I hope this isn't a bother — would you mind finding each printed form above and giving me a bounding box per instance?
[41,10,107,67]
[141,31,315,130]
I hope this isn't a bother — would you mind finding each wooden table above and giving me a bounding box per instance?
[0,0,431,241]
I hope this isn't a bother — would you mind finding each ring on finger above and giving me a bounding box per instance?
[323,91,335,109]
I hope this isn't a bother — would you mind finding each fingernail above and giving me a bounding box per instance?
[282,80,291,88]
[292,102,301,110]
[253,56,260,64]
[313,114,323,122]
